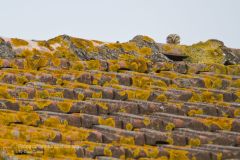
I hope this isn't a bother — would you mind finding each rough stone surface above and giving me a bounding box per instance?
[0,38,15,58]
[0,35,239,159]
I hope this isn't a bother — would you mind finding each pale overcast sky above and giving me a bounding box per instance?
[0,0,239,48]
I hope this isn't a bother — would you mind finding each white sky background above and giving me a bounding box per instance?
[0,0,239,48]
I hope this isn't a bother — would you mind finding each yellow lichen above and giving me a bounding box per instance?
[19,105,33,112]
[162,44,174,52]
[126,123,133,131]
[71,61,84,71]
[43,145,76,158]
[0,59,3,67]
[17,112,40,126]
[50,92,63,98]
[26,56,49,70]
[212,78,222,89]
[92,92,102,98]
[56,79,64,86]
[98,117,115,127]
[104,146,112,157]
[234,109,240,117]
[52,58,61,67]
[129,62,139,71]
[154,64,174,73]
[71,37,97,53]
[204,78,212,88]
[134,58,149,73]
[119,108,126,113]
[189,92,202,102]
[188,138,201,146]
[187,109,203,116]
[217,152,223,160]
[16,76,29,85]
[109,63,120,72]
[202,91,223,103]
[209,63,227,74]
[165,123,175,131]
[72,82,89,89]
[18,92,28,99]
[17,49,34,58]
[92,79,98,85]
[135,90,150,100]
[227,65,240,75]
[0,72,6,81]
[53,45,79,61]
[61,127,90,143]
[44,116,63,128]
[199,117,233,130]
[36,90,50,99]
[0,87,11,99]
[0,112,19,125]
[156,94,168,102]
[143,117,151,126]
[133,148,141,158]
[36,100,52,109]
[132,76,152,89]
[119,136,135,145]
[154,80,168,88]
[87,60,101,70]
[11,38,29,47]
[97,102,108,110]
[166,149,189,160]
[235,91,240,102]
[77,93,85,100]
[166,137,174,145]
[118,90,126,97]
[122,42,138,52]
[86,145,95,152]
[109,78,119,85]
[145,148,159,158]
[142,36,154,43]
[232,79,240,88]
[184,40,225,64]
[37,40,54,50]
[125,90,136,100]
[57,101,73,113]
[139,47,152,56]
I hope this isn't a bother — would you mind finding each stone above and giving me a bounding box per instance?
[223,47,240,65]
[173,62,188,74]
[0,38,16,58]
[93,125,145,145]
[130,35,170,62]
